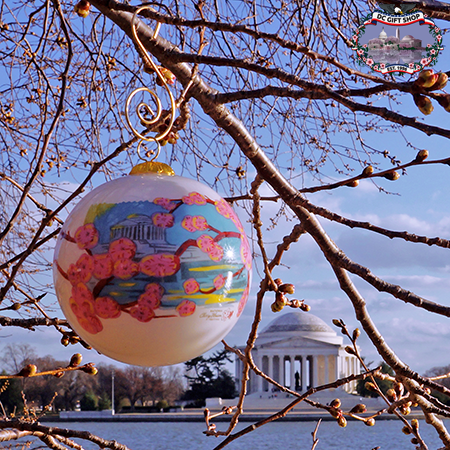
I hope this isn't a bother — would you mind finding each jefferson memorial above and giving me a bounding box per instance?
[235,311,360,394]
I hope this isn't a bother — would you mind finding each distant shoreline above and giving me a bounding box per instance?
[40,410,424,423]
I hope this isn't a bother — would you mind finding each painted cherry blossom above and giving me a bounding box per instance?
[183,278,200,295]
[240,236,252,270]
[113,259,139,280]
[197,234,215,253]
[92,253,114,279]
[94,296,121,319]
[70,296,94,317]
[67,264,83,285]
[192,216,209,230]
[78,315,103,334]
[74,223,99,249]
[109,238,136,261]
[140,253,180,277]
[176,299,196,317]
[229,210,244,233]
[181,216,197,232]
[144,282,164,298]
[71,283,94,306]
[214,198,233,218]
[70,298,103,334]
[208,244,224,262]
[213,274,226,290]
[138,290,161,309]
[129,304,155,322]
[182,192,206,205]
[152,212,174,228]
[154,197,176,211]
[67,254,94,284]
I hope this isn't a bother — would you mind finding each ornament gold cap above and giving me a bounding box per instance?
[129,161,175,176]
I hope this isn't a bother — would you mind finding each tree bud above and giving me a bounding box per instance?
[289,299,301,308]
[427,72,448,91]
[415,69,438,88]
[411,438,419,445]
[273,278,283,286]
[337,416,347,428]
[352,328,361,341]
[413,94,434,115]
[275,292,288,306]
[345,180,359,187]
[54,371,64,378]
[10,303,21,310]
[364,418,375,427]
[300,303,311,312]
[279,283,295,294]
[411,419,419,431]
[74,0,90,18]
[17,364,37,377]
[271,301,284,313]
[365,382,377,391]
[81,364,98,376]
[61,336,70,347]
[414,149,428,162]
[345,346,356,355]
[332,319,344,328]
[69,336,80,344]
[362,165,374,177]
[330,398,341,408]
[386,388,397,402]
[69,353,83,367]
[435,93,450,112]
[329,408,341,418]
[400,405,411,415]
[383,170,400,181]
[402,425,412,435]
[349,403,366,414]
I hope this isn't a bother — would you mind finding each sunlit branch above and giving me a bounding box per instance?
[0,421,132,450]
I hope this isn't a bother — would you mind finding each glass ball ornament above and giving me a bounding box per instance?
[53,162,252,366]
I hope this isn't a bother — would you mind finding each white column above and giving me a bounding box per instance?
[301,356,308,392]
[313,355,319,388]
[256,354,263,392]
[279,356,284,386]
[290,355,296,389]
[324,355,329,384]
[268,356,273,383]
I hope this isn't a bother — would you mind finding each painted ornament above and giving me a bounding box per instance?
[53,162,252,366]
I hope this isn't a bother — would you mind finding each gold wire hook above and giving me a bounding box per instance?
[125,6,177,160]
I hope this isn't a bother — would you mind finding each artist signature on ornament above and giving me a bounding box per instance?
[199,309,234,321]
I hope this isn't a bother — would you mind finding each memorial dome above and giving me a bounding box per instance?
[261,311,335,335]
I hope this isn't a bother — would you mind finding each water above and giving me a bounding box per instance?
[38,420,448,450]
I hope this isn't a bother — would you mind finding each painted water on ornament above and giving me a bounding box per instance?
[41,420,448,450]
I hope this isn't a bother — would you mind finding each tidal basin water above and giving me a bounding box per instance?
[44,420,448,450]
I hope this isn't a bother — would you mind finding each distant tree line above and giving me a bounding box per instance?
[0,344,238,414]
[0,344,184,413]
